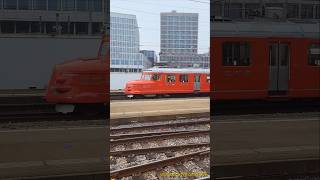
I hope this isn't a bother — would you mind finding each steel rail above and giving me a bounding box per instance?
[110,149,209,178]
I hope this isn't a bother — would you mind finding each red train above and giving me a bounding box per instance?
[45,33,109,113]
[211,21,320,101]
[124,68,210,98]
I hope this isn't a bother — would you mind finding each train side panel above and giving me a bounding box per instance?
[289,39,320,98]
[212,37,269,100]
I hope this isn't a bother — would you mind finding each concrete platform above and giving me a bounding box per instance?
[0,127,108,179]
[211,114,320,178]
[110,98,210,120]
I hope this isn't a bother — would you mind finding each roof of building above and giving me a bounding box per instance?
[144,67,210,74]
[211,21,320,38]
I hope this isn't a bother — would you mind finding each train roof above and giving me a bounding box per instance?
[143,68,210,74]
[211,21,320,38]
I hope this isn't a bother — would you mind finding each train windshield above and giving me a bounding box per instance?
[142,74,152,80]
[141,74,160,81]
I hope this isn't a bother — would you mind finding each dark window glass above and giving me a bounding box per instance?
[77,0,87,11]
[0,0,2,9]
[301,4,313,19]
[166,74,176,83]
[16,21,29,33]
[224,3,242,19]
[222,42,250,66]
[1,21,15,33]
[179,74,188,83]
[89,0,102,12]
[62,0,75,11]
[46,22,57,33]
[315,5,320,19]
[245,3,260,18]
[19,0,32,10]
[92,22,102,34]
[152,74,161,81]
[33,0,47,10]
[48,0,60,10]
[308,44,320,66]
[75,22,88,34]
[287,4,299,18]
[4,0,17,9]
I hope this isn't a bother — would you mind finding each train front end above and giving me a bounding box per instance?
[46,58,108,113]
[124,71,158,98]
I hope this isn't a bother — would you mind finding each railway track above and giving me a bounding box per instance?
[110,118,210,179]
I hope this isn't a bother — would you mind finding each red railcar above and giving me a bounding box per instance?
[124,68,210,97]
[45,34,109,113]
[211,21,320,101]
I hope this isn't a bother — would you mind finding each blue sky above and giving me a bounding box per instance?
[110,0,210,55]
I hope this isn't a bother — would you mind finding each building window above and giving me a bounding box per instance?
[287,4,299,18]
[16,21,29,33]
[77,0,88,11]
[18,0,32,10]
[166,74,176,83]
[179,74,188,83]
[301,4,313,19]
[48,0,61,10]
[308,44,320,66]
[33,0,47,10]
[315,5,320,19]
[62,0,75,11]
[245,3,260,18]
[89,0,102,12]
[222,42,250,66]
[224,3,242,19]
[4,0,17,9]
[1,21,15,33]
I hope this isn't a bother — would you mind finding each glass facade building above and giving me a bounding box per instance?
[110,12,146,72]
[160,11,208,67]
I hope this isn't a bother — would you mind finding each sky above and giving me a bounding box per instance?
[110,0,210,55]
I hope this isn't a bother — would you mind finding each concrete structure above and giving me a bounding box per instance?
[211,0,320,21]
[160,11,209,67]
[0,0,107,89]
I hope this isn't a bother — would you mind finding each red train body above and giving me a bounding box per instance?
[124,68,210,97]
[45,34,109,113]
[211,22,320,101]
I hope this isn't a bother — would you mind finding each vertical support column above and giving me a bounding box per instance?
[298,2,302,19]
[14,21,17,33]
[313,5,316,19]
[242,2,245,19]
[46,0,48,10]
[16,0,18,9]
[29,22,31,33]
[222,0,225,18]
[44,22,47,34]
[73,22,76,35]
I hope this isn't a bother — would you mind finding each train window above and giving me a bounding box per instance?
[143,74,152,80]
[179,74,188,83]
[308,44,320,66]
[206,75,210,83]
[222,42,250,66]
[167,75,176,83]
[152,74,161,81]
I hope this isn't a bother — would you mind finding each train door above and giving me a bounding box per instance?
[268,42,290,95]
[194,74,201,91]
